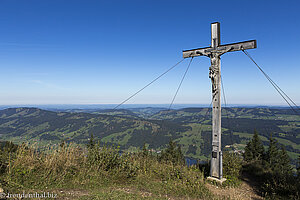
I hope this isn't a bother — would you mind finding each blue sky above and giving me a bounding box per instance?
[0,0,299,106]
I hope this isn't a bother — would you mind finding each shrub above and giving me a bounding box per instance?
[87,143,138,179]
[223,151,243,186]
[5,143,85,190]
[197,161,210,177]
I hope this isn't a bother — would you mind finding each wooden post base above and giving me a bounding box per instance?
[207,176,227,184]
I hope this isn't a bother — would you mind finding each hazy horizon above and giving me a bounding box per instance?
[0,103,295,111]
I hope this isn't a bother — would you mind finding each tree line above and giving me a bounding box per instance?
[243,130,300,198]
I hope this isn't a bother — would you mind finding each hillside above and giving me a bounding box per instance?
[149,107,300,161]
[67,107,300,163]
[0,107,299,165]
[0,107,188,150]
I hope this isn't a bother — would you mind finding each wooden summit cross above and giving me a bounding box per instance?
[182,22,256,180]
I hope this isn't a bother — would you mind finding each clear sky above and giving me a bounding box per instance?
[0,0,299,106]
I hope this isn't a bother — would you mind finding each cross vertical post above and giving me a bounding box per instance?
[210,22,222,178]
[182,22,256,181]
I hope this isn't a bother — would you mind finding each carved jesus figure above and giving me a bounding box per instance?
[209,54,219,95]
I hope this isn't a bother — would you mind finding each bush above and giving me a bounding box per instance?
[197,161,210,177]
[87,143,139,179]
[223,152,243,186]
[262,172,299,199]
[4,143,85,190]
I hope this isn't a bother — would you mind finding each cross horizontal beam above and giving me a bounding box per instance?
[183,40,256,58]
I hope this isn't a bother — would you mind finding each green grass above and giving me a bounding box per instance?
[102,132,130,145]
[278,125,295,132]
[275,137,300,150]
[275,114,300,121]
[0,143,213,200]
[233,132,268,141]
[287,151,300,160]
[176,123,208,159]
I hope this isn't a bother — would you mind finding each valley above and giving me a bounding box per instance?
[0,106,299,165]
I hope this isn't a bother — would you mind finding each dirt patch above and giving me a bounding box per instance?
[206,181,263,200]
[52,189,89,200]
[116,187,153,198]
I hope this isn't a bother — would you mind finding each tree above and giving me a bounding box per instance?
[176,145,185,164]
[142,143,149,157]
[297,156,300,177]
[88,133,95,149]
[251,130,265,160]
[265,134,280,167]
[276,146,292,175]
[243,130,264,162]
[60,140,66,148]
[243,141,253,162]
[160,140,185,165]
[265,134,292,175]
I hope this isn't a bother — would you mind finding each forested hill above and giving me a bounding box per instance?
[0,107,189,149]
[0,107,299,164]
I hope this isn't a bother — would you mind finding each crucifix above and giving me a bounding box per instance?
[182,22,256,180]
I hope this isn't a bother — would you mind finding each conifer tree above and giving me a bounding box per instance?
[160,140,185,165]
[243,130,264,162]
[176,144,185,164]
[265,134,279,167]
[251,130,265,160]
[60,140,66,148]
[265,134,292,175]
[276,146,292,175]
[298,156,300,177]
[244,140,253,162]
[142,143,148,157]
[88,133,95,149]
